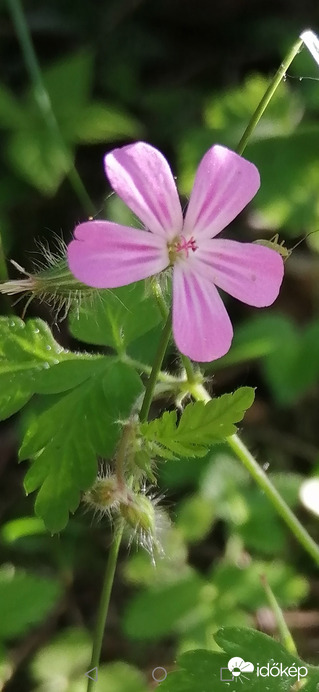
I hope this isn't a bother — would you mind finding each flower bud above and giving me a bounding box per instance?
[120,494,155,533]
[0,242,96,319]
[84,475,120,511]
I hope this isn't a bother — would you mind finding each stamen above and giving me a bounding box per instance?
[176,235,198,258]
[167,235,198,264]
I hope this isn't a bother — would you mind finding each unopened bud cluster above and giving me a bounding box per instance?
[83,474,160,552]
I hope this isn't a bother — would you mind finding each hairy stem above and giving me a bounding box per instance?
[121,354,182,384]
[236,36,303,155]
[139,311,172,422]
[86,521,124,692]
[7,0,95,216]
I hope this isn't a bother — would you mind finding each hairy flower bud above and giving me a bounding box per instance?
[0,238,96,319]
[120,494,155,533]
[84,475,120,512]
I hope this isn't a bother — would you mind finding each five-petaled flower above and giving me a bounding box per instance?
[68,142,284,362]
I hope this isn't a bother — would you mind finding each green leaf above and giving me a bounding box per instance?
[247,128,319,231]
[123,574,205,640]
[176,495,215,543]
[141,388,255,459]
[0,84,24,129]
[205,74,301,142]
[160,627,319,691]
[7,128,70,195]
[31,627,149,692]
[20,360,143,531]
[199,453,249,522]
[72,102,141,143]
[178,75,302,195]
[262,319,319,404]
[0,565,61,640]
[0,316,105,419]
[238,473,303,555]
[211,561,308,610]
[1,517,47,543]
[208,313,294,371]
[69,281,162,351]
[31,627,91,688]
[37,51,93,120]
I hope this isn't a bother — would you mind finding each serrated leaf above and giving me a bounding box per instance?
[19,361,143,531]
[69,281,162,351]
[0,566,61,640]
[160,627,319,691]
[141,388,255,459]
[0,316,104,419]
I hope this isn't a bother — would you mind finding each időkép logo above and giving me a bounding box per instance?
[220,656,308,683]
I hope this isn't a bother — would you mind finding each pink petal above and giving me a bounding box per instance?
[104,142,183,239]
[183,145,260,239]
[172,264,233,362]
[68,220,169,288]
[192,239,284,307]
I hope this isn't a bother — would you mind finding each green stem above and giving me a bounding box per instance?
[139,311,172,422]
[236,36,303,155]
[86,521,124,692]
[180,353,198,384]
[148,288,319,562]
[260,574,297,655]
[122,354,183,384]
[7,0,95,216]
[228,434,319,566]
[151,281,198,384]
[189,379,319,564]
[176,33,319,564]
[115,423,133,491]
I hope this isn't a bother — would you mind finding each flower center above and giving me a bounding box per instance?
[168,235,198,264]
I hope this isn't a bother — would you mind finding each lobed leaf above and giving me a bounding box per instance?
[140,387,255,459]
[0,316,105,419]
[20,360,143,532]
[160,626,319,691]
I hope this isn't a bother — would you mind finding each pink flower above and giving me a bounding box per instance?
[68,142,284,362]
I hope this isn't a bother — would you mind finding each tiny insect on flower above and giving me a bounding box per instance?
[254,231,319,262]
[67,142,284,362]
